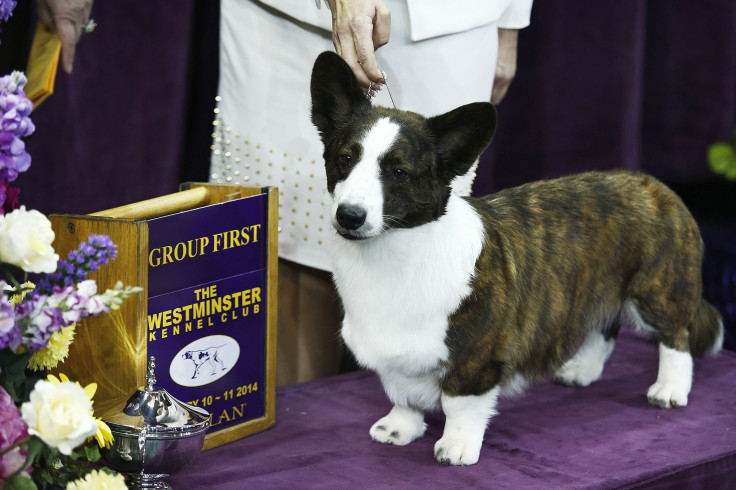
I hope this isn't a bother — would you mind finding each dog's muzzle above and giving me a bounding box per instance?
[336,204,367,230]
[334,204,370,240]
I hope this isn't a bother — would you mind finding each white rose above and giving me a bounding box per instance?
[0,206,59,273]
[20,380,99,455]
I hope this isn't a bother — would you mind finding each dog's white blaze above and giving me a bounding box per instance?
[334,194,485,411]
[331,117,399,235]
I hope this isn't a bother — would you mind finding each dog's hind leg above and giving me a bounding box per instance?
[214,352,227,371]
[648,341,693,408]
[627,298,694,408]
[553,328,617,387]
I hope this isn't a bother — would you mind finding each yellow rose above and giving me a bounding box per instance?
[20,375,99,455]
[0,206,59,273]
[66,469,127,489]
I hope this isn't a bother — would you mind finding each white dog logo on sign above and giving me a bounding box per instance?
[170,335,240,387]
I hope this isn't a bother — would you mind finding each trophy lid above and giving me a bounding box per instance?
[101,357,210,436]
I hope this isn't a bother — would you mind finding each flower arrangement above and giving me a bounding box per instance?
[0,71,139,489]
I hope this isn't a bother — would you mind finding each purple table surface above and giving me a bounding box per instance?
[169,331,736,489]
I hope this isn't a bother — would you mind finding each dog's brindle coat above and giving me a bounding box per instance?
[310,51,723,465]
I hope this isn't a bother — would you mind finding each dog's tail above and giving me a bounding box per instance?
[689,298,723,357]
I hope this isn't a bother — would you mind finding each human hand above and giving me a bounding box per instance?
[36,0,95,74]
[327,0,391,92]
[491,28,519,104]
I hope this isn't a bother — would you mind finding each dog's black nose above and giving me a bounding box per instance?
[336,204,367,230]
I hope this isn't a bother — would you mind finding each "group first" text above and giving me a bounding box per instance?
[149,224,262,267]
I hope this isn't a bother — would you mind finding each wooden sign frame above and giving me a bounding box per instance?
[50,183,278,450]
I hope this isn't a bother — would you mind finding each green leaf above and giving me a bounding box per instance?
[24,437,46,459]
[0,350,32,384]
[85,444,102,463]
[3,474,37,490]
[707,142,736,174]
[725,164,736,180]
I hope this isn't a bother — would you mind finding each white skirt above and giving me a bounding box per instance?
[211,0,501,272]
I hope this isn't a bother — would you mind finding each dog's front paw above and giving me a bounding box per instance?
[434,435,482,466]
[647,381,689,408]
[369,407,426,446]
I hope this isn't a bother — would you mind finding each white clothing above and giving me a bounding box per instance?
[210,0,532,272]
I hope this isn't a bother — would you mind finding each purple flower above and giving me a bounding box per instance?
[14,292,68,351]
[0,1,17,23]
[0,384,28,447]
[26,310,63,351]
[0,179,20,215]
[0,290,13,333]
[0,323,20,351]
[0,383,31,480]
[13,281,115,351]
[0,135,31,182]
[0,289,20,350]
[0,72,34,182]
[0,71,25,94]
[34,235,118,296]
[0,95,34,136]
[85,295,108,316]
[61,280,96,324]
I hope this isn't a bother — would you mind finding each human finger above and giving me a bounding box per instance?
[491,81,511,104]
[333,27,373,89]
[350,16,384,84]
[371,3,390,50]
[55,19,81,74]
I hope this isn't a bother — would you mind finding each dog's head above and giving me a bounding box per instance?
[310,51,497,241]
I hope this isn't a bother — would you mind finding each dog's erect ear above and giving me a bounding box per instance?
[427,102,497,181]
[311,51,370,142]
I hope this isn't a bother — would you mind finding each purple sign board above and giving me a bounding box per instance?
[146,194,268,433]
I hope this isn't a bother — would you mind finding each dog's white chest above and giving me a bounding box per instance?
[333,196,485,377]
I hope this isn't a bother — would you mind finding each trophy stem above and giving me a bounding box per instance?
[127,474,172,489]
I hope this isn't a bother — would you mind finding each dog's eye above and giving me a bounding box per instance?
[337,154,353,170]
[392,168,408,181]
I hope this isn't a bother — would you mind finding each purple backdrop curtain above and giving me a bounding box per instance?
[477,0,736,193]
[1,1,216,216]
